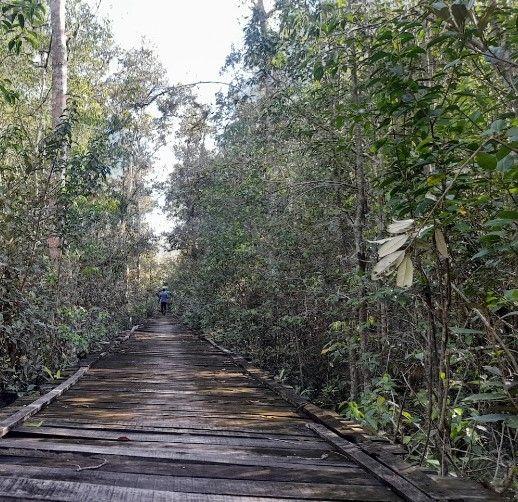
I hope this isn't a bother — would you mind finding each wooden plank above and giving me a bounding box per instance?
[0,451,366,484]
[58,394,290,407]
[7,432,338,461]
[0,465,401,500]
[32,415,312,435]
[0,476,297,501]
[13,426,331,451]
[21,419,317,438]
[0,438,359,470]
[308,423,433,502]
[46,402,300,418]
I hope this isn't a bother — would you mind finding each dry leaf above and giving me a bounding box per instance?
[396,256,414,288]
[387,219,414,234]
[378,234,409,258]
[367,238,392,244]
[372,250,405,280]
[434,228,449,258]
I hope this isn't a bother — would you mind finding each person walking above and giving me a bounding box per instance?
[157,287,171,315]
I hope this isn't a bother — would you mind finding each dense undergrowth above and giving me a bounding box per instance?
[165,0,517,493]
[0,1,171,398]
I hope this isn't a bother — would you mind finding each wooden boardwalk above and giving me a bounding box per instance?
[0,317,499,501]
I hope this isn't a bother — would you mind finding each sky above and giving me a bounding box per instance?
[92,0,252,236]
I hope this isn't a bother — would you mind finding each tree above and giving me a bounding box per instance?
[47,0,68,260]
[50,0,67,128]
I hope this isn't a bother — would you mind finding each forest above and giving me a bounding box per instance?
[0,0,516,496]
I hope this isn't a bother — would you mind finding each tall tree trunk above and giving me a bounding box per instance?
[350,41,369,392]
[50,0,67,128]
[47,0,67,260]
[255,0,268,38]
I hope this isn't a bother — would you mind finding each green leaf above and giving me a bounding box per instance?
[484,218,515,228]
[504,289,518,304]
[497,153,517,172]
[450,327,483,335]
[25,420,43,427]
[507,127,518,142]
[475,152,497,170]
[482,365,502,376]
[313,63,324,81]
[470,414,511,423]
[484,119,507,135]
[471,248,489,260]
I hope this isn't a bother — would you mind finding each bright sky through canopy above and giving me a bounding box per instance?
[92,0,250,235]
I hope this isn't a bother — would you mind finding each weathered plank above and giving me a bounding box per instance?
[0,451,366,485]
[13,426,331,451]
[18,420,319,441]
[5,433,339,461]
[0,437,356,470]
[0,465,401,500]
[0,476,300,502]
[308,423,433,502]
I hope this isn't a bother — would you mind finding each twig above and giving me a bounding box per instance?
[75,459,108,471]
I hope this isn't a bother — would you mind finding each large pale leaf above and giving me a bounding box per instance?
[371,250,405,280]
[378,234,409,258]
[417,225,433,238]
[470,414,518,427]
[463,392,506,403]
[367,238,392,245]
[387,219,414,234]
[396,256,414,288]
[434,228,449,258]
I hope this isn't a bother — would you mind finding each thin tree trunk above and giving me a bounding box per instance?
[255,0,268,38]
[47,0,67,260]
[50,0,67,128]
[350,41,369,391]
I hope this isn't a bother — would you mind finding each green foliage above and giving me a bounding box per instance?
[0,1,169,398]
[342,374,397,432]
[165,0,517,492]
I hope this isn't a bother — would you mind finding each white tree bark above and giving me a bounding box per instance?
[48,0,67,260]
[50,0,67,127]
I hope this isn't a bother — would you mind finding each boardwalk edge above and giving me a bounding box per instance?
[199,331,500,502]
[0,323,141,438]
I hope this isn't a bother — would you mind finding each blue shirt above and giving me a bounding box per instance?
[159,291,170,302]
